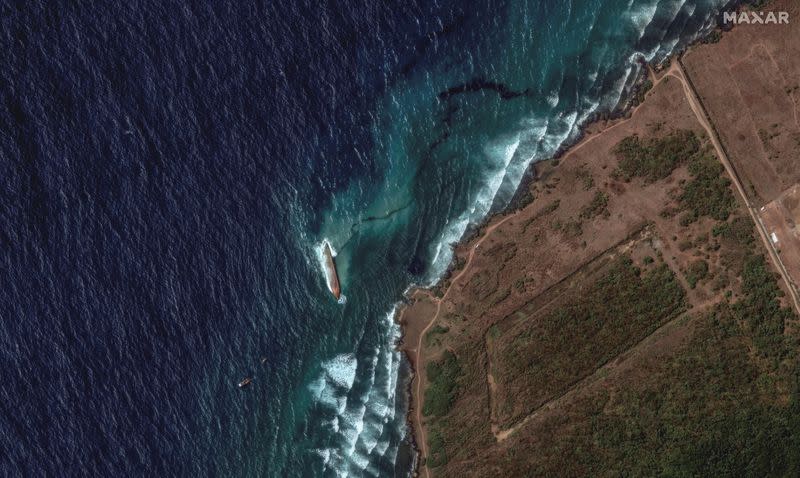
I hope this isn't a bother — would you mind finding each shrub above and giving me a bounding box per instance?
[685,260,709,289]
[702,30,722,44]
[423,350,463,417]
[581,191,609,219]
[496,256,686,424]
[614,130,700,182]
[680,153,736,221]
[427,427,448,468]
[713,216,755,245]
[734,254,794,359]
[425,324,450,347]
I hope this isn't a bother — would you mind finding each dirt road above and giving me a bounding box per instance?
[672,60,800,315]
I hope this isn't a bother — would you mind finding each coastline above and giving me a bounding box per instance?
[393,13,743,474]
[394,116,627,477]
[395,289,435,475]
[395,101,641,478]
[394,113,644,476]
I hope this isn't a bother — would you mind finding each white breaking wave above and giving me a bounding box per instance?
[311,308,404,477]
[302,2,732,476]
[546,87,560,108]
[424,0,730,291]
[307,353,358,418]
[427,133,521,282]
[630,0,661,41]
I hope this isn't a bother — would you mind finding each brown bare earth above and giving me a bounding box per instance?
[400,5,800,477]
[761,184,800,293]
[681,0,800,313]
[682,0,800,206]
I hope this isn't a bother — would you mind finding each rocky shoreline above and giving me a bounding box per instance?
[392,12,748,474]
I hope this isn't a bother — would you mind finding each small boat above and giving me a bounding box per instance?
[238,377,253,388]
[260,357,268,365]
[323,242,341,300]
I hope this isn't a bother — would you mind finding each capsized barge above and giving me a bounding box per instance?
[323,242,341,300]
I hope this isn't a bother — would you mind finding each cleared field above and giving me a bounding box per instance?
[682,0,800,205]
[761,184,800,292]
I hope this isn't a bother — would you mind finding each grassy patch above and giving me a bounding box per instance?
[424,324,450,347]
[423,350,463,417]
[685,260,709,289]
[523,199,561,231]
[580,191,609,220]
[634,79,653,104]
[713,216,755,246]
[680,152,736,222]
[495,255,686,425]
[579,305,800,478]
[488,212,798,477]
[613,130,700,182]
[577,167,595,190]
[427,426,448,468]
[735,254,794,361]
[525,265,798,477]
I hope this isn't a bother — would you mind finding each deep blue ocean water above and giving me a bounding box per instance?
[1,0,733,476]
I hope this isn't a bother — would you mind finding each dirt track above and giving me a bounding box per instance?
[673,60,800,315]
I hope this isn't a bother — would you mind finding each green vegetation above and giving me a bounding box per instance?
[577,167,595,190]
[679,211,696,227]
[540,199,561,216]
[523,199,561,231]
[702,29,722,44]
[614,129,735,222]
[748,0,775,8]
[562,219,583,238]
[580,191,609,220]
[634,79,653,104]
[685,259,709,289]
[422,351,464,469]
[713,216,755,246]
[513,278,524,292]
[735,254,794,361]
[714,215,756,277]
[427,427,448,468]
[680,152,736,222]
[492,288,511,306]
[426,102,800,477]
[487,204,798,477]
[424,324,450,347]
[495,255,685,425]
[526,255,799,477]
[613,130,700,182]
[574,309,800,478]
[613,128,734,225]
[423,350,463,417]
[488,324,501,339]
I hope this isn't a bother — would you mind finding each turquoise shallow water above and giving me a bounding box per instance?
[1,0,733,476]
[302,0,731,476]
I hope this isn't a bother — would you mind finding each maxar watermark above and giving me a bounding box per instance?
[723,11,789,25]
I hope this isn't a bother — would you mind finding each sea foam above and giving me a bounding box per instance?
[301,2,730,476]
[310,308,404,477]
